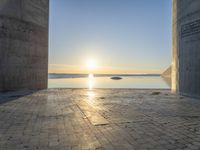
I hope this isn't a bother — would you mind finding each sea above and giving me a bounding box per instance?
[48,73,170,89]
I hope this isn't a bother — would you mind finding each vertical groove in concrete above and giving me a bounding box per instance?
[172,0,200,98]
[0,0,49,91]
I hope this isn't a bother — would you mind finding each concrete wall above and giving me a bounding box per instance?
[172,0,200,98]
[0,0,49,91]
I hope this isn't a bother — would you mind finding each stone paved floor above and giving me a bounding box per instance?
[0,89,200,150]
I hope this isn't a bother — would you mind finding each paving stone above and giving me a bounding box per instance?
[0,89,200,150]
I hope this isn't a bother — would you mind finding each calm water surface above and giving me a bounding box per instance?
[48,74,170,89]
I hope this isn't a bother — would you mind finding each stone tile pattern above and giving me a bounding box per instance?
[0,89,200,150]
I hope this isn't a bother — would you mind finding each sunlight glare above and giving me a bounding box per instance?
[86,59,97,70]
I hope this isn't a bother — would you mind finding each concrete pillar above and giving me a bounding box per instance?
[0,0,49,91]
[172,0,200,98]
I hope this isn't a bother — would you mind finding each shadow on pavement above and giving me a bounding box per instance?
[0,90,37,105]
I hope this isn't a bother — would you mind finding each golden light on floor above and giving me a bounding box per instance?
[87,90,95,99]
[87,89,96,104]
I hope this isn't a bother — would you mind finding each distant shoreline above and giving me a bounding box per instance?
[48,73,161,79]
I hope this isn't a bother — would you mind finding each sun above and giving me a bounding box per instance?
[86,59,97,70]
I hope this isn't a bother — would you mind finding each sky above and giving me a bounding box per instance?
[49,0,172,74]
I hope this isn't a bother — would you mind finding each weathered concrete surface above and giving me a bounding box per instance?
[0,0,49,91]
[1,89,200,150]
[172,0,200,98]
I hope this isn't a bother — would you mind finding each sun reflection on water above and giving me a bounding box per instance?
[87,73,96,103]
[88,73,95,90]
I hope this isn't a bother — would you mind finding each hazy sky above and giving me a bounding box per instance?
[49,0,172,74]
